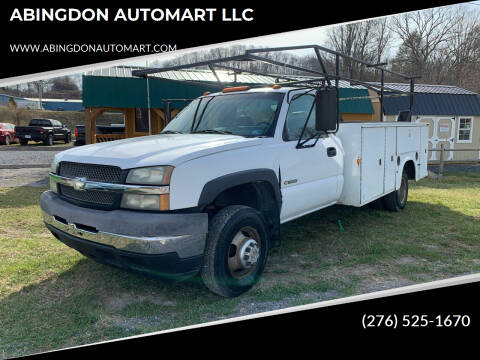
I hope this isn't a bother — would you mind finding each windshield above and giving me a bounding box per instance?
[162,92,284,137]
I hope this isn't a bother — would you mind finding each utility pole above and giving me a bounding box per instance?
[34,80,44,110]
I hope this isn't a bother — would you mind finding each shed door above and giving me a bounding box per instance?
[361,127,385,204]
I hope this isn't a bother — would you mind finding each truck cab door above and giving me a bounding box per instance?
[279,93,343,222]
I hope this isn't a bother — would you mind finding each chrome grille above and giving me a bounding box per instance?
[58,162,123,184]
[59,184,118,206]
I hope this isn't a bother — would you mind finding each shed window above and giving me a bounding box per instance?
[458,117,473,142]
[135,108,149,133]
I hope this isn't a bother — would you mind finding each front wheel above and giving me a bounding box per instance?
[64,133,71,144]
[201,205,269,297]
[383,170,408,211]
[4,136,10,145]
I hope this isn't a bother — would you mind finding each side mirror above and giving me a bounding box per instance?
[315,87,338,133]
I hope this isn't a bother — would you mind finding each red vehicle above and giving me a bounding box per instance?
[0,123,17,145]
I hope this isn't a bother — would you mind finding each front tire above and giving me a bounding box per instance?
[64,133,71,144]
[201,205,269,297]
[4,136,10,145]
[383,169,408,211]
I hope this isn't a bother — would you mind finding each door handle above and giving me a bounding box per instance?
[327,147,337,157]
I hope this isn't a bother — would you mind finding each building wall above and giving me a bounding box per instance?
[342,113,374,122]
[414,115,479,161]
[369,89,381,121]
[0,94,40,109]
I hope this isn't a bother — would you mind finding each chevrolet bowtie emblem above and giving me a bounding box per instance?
[72,177,87,191]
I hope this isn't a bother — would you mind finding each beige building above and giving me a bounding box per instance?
[374,83,480,162]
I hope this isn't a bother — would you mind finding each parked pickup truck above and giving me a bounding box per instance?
[41,86,428,297]
[15,118,71,146]
[74,124,125,146]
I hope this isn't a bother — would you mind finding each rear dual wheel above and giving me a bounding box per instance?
[201,205,269,297]
[383,169,408,211]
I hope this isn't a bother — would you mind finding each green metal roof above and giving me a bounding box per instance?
[338,88,374,114]
[83,66,374,114]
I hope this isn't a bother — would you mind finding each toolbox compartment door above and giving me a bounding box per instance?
[384,127,397,194]
[361,127,385,204]
[419,125,429,179]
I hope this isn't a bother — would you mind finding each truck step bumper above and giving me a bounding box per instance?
[40,191,208,277]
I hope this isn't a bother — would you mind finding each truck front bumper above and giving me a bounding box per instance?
[40,191,208,279]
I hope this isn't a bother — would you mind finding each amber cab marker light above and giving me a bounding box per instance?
[203,91,211,96]
[222,86,249,93]
[272,84,281,89]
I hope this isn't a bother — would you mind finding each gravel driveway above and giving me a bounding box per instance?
[0,151,57,167]
[0,149,66,187]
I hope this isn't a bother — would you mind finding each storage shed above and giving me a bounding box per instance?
[371,83,480,162]
[41,98,83,112]
[0,94,41,109]
[82,66,376,144]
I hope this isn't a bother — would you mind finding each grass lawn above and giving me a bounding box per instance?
[0,173,479,357]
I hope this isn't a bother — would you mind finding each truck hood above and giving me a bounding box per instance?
[56,134,263,169]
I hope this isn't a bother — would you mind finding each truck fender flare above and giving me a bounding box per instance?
[197,168,282,210]
[397,156,416,189]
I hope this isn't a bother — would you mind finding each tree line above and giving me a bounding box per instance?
[0,76,81,100]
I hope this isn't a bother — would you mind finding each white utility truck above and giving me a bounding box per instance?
[41,46,428,297]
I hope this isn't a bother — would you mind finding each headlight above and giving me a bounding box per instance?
[120,193,169,211]
[126,166,173,185]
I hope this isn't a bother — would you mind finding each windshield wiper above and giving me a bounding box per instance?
[192,129,233,135]
[161,130,183,134]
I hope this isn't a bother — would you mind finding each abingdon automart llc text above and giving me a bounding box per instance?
[9,8,254,22]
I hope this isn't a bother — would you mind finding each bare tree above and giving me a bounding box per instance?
[390,7,455,79]
[326,19,394,81]
[437,9,480,88]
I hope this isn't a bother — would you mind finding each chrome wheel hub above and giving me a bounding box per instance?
[228,226,261,279]
[239,239,260,269]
